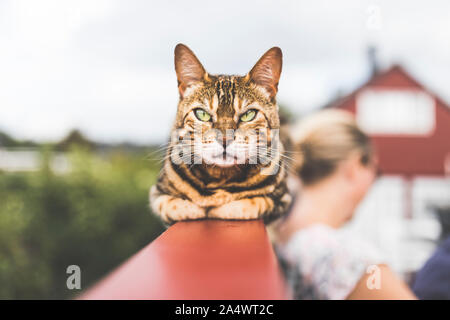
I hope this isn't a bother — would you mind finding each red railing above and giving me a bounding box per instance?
[80,219,288,299]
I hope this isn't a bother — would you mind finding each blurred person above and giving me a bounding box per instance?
[412,207,450,300]
[273,110,416,300]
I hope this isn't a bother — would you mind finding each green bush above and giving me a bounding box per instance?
[0,148,165,299]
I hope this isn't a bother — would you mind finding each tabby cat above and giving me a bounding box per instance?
[150,44,291,224]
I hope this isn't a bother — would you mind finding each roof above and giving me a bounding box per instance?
[326,65,450,113]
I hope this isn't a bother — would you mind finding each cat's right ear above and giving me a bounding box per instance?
[174,44,207,98]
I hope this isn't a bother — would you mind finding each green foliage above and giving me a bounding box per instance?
[0,148,165,299]
[0,130,38,148]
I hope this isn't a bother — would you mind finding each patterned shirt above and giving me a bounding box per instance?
[276,224,385,300]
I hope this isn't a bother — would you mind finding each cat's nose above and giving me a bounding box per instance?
[221,136,232,149]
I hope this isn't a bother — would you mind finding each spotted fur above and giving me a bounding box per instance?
[150,44,291,224]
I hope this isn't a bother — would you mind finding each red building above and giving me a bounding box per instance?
[327,64,450,276]
[329,65,450,177]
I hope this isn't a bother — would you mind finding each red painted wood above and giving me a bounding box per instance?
[80,220,288,300]
[331,65,450,176]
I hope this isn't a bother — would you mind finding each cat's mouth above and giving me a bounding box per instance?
[202,153,240,168]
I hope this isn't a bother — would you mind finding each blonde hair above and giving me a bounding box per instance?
[291,109,373,185]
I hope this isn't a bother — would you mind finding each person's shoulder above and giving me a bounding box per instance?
[280,224,342,262]
[292,224,339,240]
[287,224,340,248]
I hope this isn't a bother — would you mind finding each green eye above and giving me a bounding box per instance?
[240,109,257,122]
[194,109,211,122]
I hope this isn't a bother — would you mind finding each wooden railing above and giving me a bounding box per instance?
[80,219,288,299]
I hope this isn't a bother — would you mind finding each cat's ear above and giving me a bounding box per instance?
[174,44,207,97]
[247,47,282,98]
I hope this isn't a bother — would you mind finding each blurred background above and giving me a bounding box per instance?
[0,0,449,299]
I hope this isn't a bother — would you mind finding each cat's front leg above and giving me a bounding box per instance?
[150,186,206,224]
[208,196,274,220]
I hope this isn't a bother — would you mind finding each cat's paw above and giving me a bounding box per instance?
[208,197,274,220]
[150,187,206,224]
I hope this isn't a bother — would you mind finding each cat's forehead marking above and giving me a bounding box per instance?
[213,75,237,118]
[215,76,235,106]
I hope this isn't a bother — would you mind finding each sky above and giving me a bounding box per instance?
[0,0,449,144]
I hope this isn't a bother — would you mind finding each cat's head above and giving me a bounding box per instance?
[170,44,282,174]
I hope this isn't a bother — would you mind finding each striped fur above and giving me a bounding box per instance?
[150,44,291,224]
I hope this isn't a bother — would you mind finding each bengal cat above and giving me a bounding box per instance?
[150,44,291,224]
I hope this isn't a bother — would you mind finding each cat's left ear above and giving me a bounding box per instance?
[246,47,282,99]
